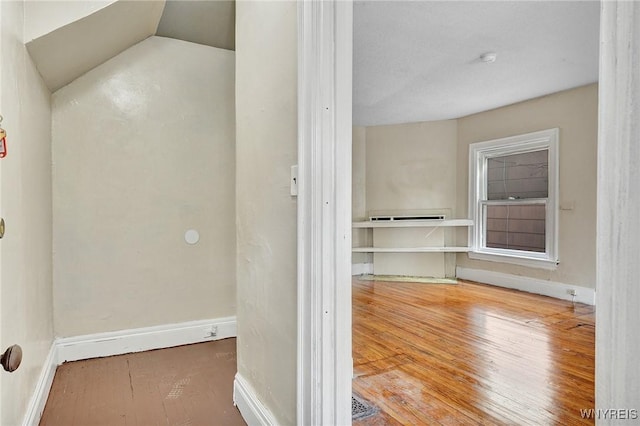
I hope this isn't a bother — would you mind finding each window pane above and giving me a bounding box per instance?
[487,150,548,200]
[485,204,546,252]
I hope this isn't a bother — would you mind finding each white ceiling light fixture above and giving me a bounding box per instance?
[480,52,497,63]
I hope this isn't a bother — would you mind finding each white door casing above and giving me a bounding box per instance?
[297,0,353,424]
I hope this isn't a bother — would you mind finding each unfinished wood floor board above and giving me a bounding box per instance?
[40,338,245,426]
[353,278,595,425]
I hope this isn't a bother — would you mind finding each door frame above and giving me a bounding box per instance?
[297,0,353,424]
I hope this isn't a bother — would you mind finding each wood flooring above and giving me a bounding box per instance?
[352,278,595,426]
[39,280,594,425]
[39,338,245,426]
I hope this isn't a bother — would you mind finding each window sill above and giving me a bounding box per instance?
[468,250,559,271]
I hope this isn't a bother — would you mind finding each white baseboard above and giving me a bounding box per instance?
[233,373,278,426]
[22,343,57,426]
[56,316,237,364]
[23,316,237,425]
[456,267,595,305]
[352,262,373,276]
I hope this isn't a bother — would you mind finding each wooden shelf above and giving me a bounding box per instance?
[352,219,473,228]
[352,246,471,253]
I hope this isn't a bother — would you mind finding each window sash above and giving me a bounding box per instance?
[486,150,549,201]
[468,128,559,268]
[479,199,549,258]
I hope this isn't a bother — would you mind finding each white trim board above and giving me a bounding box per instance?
[297,1,353,424]
[233,373,278,426]
[22,344,57,426]
[352,262,373,276]
[456,267,595,305]
[22,316,237,426]
[56,316,237,364]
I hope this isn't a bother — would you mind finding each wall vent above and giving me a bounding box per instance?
[369,214,446,221]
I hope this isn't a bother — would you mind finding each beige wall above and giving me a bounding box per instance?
[456,84,598,289]
[0,1,54,424]
[365,120,458,214]
[352,126,371,264]
[362,121,458,276]
[356,85,596,288]
[52,36,236,337]
[235,1,297,424]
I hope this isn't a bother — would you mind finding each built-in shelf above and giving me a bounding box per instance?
[352,246,471,253]
[351,219,474,256]
[352,219,473,228]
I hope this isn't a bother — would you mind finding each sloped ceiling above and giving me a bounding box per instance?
[26,0,235,93]
[26,1,165,92]
[156,0,235,51]
[354,1,600,126]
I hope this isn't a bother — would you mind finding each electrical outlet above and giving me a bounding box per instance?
[567,289,577,296]
[204,325,218,338]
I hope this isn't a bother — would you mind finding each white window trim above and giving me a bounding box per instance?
[468,128,560,270]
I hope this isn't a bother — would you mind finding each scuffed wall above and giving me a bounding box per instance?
[456,84,598,289]
[52,36,236,336]
[235,1,297,424]
[0,1,54,424]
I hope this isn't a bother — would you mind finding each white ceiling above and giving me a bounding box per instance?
[26,1,164,92]
[27,0,598,118]
[353,1,600,126]
[26,0,235,93]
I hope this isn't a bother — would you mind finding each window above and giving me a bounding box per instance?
[468,129,559,269]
